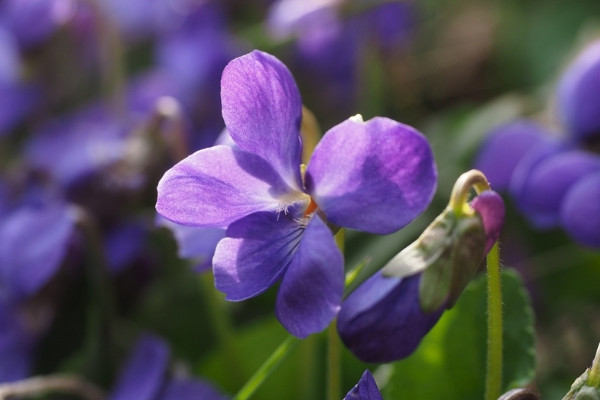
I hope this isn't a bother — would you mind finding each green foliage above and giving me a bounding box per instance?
[382,269,535,400]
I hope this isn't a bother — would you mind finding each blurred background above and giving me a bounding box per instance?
[0,0,599,399]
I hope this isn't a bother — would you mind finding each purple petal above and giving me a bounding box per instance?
[514,150,600,228]
[275,215,343,338]
[306,116,437,234]
[156,145,308,228]
[343,370,383,400]
[0,203,75,299]
[212,211,305,301]
[337,272,443,363]
[474,120,552,191]
[557,39,600,142]
[560,172,600,248]
[105,222,146,274]
[470,190,505,254]
[221,50,303,190]
[110,334,170,400]
[161,378,228,400]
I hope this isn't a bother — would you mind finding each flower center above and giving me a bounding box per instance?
[303,197,319,217]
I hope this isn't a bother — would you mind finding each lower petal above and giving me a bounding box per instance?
[213,211,305,301]
[275,216,344,338]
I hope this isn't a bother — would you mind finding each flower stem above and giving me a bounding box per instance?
[232,336,299,400]
[449,169,491,217]
[485,242,503,400]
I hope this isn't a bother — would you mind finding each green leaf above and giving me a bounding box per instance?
[382,269,536,400]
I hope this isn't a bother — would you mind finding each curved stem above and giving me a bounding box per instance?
[232,336,299,400]
[449,169,491,216]
[0,375,105,400]
[485,242,503,400]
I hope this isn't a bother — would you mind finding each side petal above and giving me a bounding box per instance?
[221,50,303,190]
[275,216,344,338]
[213,211,304,301]
[560,172,600,248]
[306,116,437,234]
[156,145,307,228]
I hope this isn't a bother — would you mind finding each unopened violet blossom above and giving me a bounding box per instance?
[337,186,504,363]
[156,50,437,338]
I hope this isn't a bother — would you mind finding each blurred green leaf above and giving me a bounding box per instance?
[382,269,535,399]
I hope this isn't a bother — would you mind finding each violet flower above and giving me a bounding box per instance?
[343,370,383,400]
[337,189,504,363]
[110,333,227,400]
[0,201,76,300]
[557,39,600,143]
[0,298,36,383]
[156,50,437,338]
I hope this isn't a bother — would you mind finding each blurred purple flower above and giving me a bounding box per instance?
[557,39,600,143]
[111,333,227,400]
[343,370,383,400]
[267,0,415,118]
[0,298,36,384]
[0,0,76,48]
[560,171,600,248]
[0,201,76,300]
[156,50,437,337]
[338,190,504,363]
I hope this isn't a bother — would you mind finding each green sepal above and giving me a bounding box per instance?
[381,208,486,314]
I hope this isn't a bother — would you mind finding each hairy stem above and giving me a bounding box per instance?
[485,242,503,400]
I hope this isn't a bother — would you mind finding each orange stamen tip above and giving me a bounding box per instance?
[303,198,318,217]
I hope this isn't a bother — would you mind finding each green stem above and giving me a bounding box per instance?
[485,242,503,400]
[232,336,299,400]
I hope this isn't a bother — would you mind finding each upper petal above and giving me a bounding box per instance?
[156,145,307,228]
[213,211,305,301]
[275,215,344,338]
[221,50,303,190]
[305,116,437,234]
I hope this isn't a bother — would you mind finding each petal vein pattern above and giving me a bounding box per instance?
[156,145,308,228]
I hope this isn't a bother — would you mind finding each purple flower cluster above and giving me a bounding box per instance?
[476,39,600,248]
[156,49,437,338]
